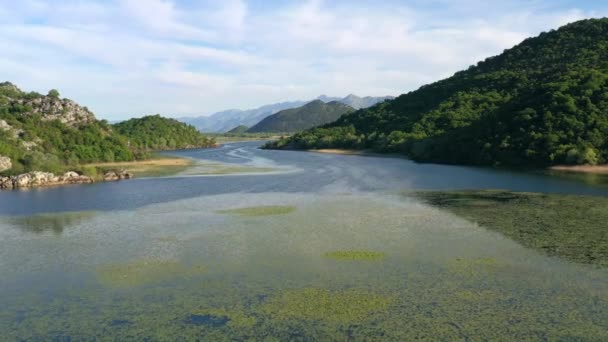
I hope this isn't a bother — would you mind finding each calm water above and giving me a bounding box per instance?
[1,142,607,340]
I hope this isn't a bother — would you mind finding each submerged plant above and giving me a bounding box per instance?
[446,257,499,276]
[414,190,608,266]
[323,250,386,261]
[215,206,296,217]
[96,260,206,288]
[260,288,392,324]
[189,308,257,328]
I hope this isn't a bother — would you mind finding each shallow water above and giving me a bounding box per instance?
[0,142,607,340]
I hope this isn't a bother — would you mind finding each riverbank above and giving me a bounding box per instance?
[0,156,194,191]
[307,149,370,156]
[86,156,194,178]
[550,164,608,174]
[213,135,286,144]
[0,171,95,190]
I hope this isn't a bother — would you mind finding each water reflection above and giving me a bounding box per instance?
[6,211,96,235]
[544,169,608,187]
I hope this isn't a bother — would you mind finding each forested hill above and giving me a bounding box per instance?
[227,125,250,134]
[0,83,214,175]
[113,115,215,151]
[248,100,354,133]
[267,18,608,167]
[0,82,134,174]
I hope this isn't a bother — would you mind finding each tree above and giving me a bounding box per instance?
[47,89,60,99]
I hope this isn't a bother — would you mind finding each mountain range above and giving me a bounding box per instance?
[267,18,608,167]
[179,94,393,133]
[247,100,355,133]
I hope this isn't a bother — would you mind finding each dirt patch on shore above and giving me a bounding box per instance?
[550,164,608,174]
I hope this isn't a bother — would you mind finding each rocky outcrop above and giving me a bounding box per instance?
[0,169,135,191]
[0,119,22,139]
[1,82,96,127]
[0,156,11,172]
[0,171,93,190]
[17,97,96,127]
[103,169,133,181]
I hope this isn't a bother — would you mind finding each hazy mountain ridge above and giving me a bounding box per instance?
[247,100,355,133]
[180,94,393,132]
[179,100,307,133]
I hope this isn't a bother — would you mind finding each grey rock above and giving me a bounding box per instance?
[0,156,11,172]
[16,97,95,127]
[0,170,94,190]
[103,169,133,181]
[0,176,13,190]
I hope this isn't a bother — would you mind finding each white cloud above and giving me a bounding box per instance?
[0,0,606,120]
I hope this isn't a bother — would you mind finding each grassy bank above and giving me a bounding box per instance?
[209,133,289,144]
[413,190,608,267]
[550,164,608,174]
[83,155,194,178]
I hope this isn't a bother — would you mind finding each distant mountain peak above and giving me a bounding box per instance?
[247,101,355,133]
[178,94,394,132]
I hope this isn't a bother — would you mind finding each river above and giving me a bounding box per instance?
[1,141,606,340]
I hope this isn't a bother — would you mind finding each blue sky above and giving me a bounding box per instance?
[1,0,607,120]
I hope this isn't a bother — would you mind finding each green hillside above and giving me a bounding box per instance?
[113,115,215,151]
[248,100,354,133]
[268,18,608,167]
[227,125,250,134]
[0,83,215,176]
[0,83,133,174]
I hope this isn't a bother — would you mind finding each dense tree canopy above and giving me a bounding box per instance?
[268,18,608,167]
[113,115,215,151]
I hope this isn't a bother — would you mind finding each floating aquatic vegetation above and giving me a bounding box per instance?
[454,289,509,302]
[446,257,499,276]
[414,190,608,267]
[216,206,296,217]
[8,211,96,235]
[260,288,392,324]
[155,235,179,243]
[323,250,386,261]
[185,314,229,327]
[96,260,206,288]
[190,308,256,328]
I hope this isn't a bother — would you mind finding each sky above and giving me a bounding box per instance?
[1,0,607,120]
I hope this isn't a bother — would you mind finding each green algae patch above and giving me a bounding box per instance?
[9,211,96,235]
[447,257,499,276]
[454,289,509,302]
[323,250,386,261]
[96,260,206,288]
[260,288,392,324]
[190,308,257,328]
[414,190,608,267]
[216,205,296,217]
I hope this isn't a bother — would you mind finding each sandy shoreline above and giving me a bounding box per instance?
[307,149,370,156]
[550,164,608,174]
[87,157,194,177]
[89,157,192,168]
